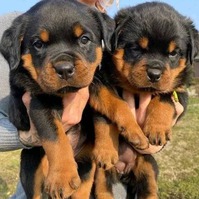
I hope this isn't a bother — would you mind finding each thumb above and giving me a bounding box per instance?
[136,93,151,127]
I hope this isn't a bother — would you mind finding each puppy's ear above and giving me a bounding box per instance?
[0,14,28,70]
[111,8,131,51]
[112,18,128,50]
[92,11,115,52]
[186,20,199,65]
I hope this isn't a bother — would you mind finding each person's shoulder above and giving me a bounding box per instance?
[0,12,22,38]
[0,12,22,99]
[0,11,21,22]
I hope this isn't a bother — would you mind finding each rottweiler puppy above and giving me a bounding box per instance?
[0,0,115,198]
[90,2,199,198]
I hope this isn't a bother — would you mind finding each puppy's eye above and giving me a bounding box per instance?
[130,46,140,51]
[168,48,181,60]
[80,36,90,45]
[32,40,44,50]
[169,51,178,58]
[127,44,142,58]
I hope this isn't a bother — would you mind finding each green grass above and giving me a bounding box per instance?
[155,96,199,198]
[0,97,199,198]
[0,150,21,198]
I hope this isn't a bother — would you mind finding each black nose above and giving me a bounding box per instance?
[54,63,75,79]
[147,68,162,82]
[147,63,163,83]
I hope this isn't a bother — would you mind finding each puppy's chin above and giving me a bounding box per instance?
[57,86,82,94]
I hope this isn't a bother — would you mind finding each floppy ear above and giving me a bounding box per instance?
[0,14,28,70]
[92,11,115,52]
[111,16,129,51]
[186,20,199,65]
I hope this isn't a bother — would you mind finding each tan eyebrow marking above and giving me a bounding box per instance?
[168,41,176,53]
[73,24,84,37]
[40,29,49,42]
[138,37,149,49]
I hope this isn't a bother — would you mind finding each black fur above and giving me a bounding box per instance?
[90,2,199,199]
[0,0,115,198]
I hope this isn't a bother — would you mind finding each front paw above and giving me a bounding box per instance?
[143,122,171,146]
[120,125,149,150]
[93,146,118,170]
[45,165,81,198]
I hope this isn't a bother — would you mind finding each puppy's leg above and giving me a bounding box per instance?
[29,97,80,198]
[95,168,114,199]
[89,85,148,150]
[143,95,175,145]
[71,159,96,199]
[131,154,159,199]
[20,147,47,199]
[41,119,80,198]
[93,114,119,170]
[144,90,189,145]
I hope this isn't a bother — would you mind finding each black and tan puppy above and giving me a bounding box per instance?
[0,0,115,198]
[90,2,199,198]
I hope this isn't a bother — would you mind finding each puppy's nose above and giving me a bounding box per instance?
[54,63,75,79]
[147,66,162,82]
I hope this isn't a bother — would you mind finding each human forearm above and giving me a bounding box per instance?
[0,116,28,151]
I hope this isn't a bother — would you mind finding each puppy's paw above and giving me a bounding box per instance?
[120,126,149,150]
[45,164,81,199]
[143,122,171,146]
[93,146,118,170]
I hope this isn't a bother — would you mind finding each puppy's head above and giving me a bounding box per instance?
[112,2,199,93]
[0,0,115,93]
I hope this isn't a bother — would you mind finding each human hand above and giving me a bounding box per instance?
[115,91,157,173]
[62,86,89,132]
[123,90,184,153]
[115,140,137,174]
[171,94,184,126]
[78,0,97,6]
[19,92,41,147]
[115,90,184,174]
[78,0,106,12]
[19,87,89,147]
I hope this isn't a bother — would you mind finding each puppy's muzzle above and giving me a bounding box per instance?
[147,61,164,83]
[53,53,75,80]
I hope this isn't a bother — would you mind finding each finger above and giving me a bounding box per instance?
[171,96,184,126]
[62,87,89,132]
[115,161,125,174]
[139,93,152,110]
[78,0,96,6]
[21,92,41,146]
[135,144,163,154]
[122,90,136,119]
[136,93,152,127]
[22,92,31,110]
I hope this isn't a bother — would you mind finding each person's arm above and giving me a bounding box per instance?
[0,96,31,151]
[0,115,26,151]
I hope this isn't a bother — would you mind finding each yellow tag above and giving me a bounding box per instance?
[173,91,179,102]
